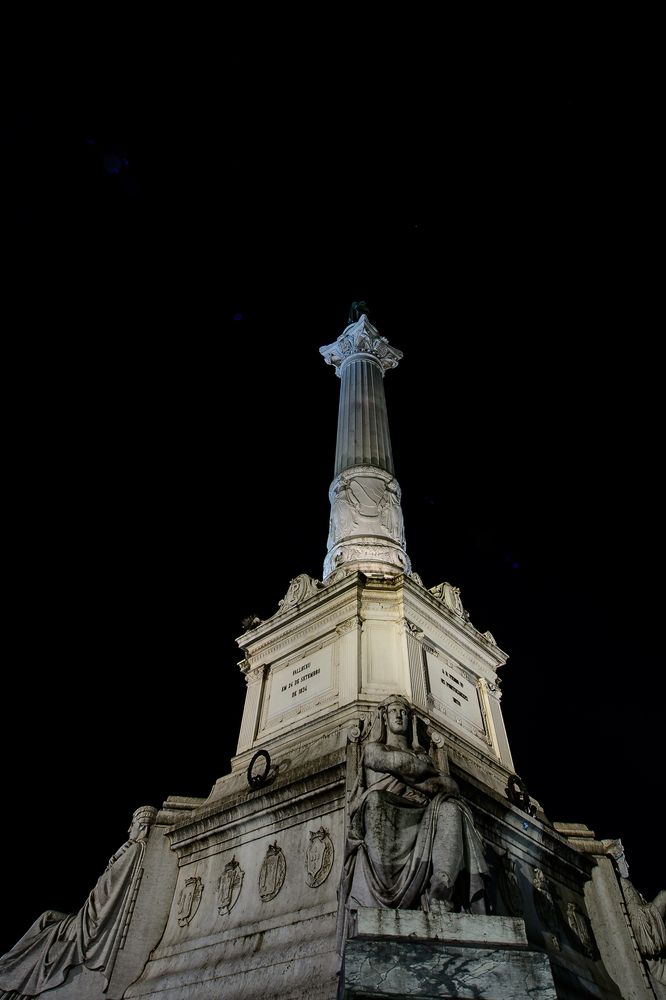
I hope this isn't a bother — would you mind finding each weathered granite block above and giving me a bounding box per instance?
[342,937,557,999]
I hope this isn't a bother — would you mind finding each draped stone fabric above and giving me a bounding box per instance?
[0,839,145,999]
[336,696,490,954]
[622,879,666,993]
[345,771,488,913]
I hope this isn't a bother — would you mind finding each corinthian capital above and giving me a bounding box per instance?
[241,662,268,687]
[319,314,403,377]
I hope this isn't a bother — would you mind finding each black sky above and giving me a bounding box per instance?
[3,57,662,955]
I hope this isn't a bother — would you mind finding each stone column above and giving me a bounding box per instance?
[236,662,267,753]
[333,350,394,476]
[480,678,515,770]
[337,617,362,706]
[320,310,411,580]
[403,621,428,711]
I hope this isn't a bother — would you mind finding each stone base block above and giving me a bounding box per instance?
[341,909,557,999]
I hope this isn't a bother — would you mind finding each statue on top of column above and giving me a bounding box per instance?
[348,301,371,323]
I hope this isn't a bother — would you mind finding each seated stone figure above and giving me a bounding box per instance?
[0,805,157,999]
[343,695,488,915]
[622,878,666,997]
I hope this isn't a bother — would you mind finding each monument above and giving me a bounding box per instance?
[2,305,664,999]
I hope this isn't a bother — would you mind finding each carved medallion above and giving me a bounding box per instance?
[217,857,244,915]
[177,876,203,926]
[305,827,334,888]
[258,842,286,901]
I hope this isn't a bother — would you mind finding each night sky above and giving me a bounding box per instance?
[3,59,662,956]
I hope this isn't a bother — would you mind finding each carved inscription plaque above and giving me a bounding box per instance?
[267,647,332,720]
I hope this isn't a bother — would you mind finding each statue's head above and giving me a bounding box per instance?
[128,805,158,842]
[348,301,370,324]
[376,694,423,749]
[382,695,411,737]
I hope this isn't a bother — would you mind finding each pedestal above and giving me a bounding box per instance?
[340,908,557,999]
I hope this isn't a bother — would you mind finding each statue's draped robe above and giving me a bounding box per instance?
[623,880,666,994]
[0,839,145,999]
[344,763,488,912]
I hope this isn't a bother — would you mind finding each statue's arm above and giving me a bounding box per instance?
[364,744,458,795]
[365,743,430,781]
[417,773,460,796]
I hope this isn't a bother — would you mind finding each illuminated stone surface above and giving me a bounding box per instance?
[2,309,663,999]
[321,311,411,579]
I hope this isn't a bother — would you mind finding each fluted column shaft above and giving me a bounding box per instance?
[335,355,394,476]
[320,313,410,580]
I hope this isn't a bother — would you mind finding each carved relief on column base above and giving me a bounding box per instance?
[327,468,406,547]
[324,466,410,580]
[324,539,411,580]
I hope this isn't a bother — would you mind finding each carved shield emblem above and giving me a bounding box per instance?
[177,876,203,926]
[217,857,244,915]
[305,827,334,888]
[258,842,286,901]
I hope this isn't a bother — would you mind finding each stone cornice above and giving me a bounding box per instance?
[240,571,504,675]
[459,775,598,886]
[149,900,337,963]
[402,575,509,671]
[236,572,362,650]
[166,751,345,859]
[237,573,364,661]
